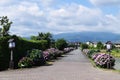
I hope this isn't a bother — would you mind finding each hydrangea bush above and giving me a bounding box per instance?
[43,48,63,60]
[18,57,33,68]
[43,47,74,61]
[92,53,115,68]
[27,49,46,66]
[64,47,74,53]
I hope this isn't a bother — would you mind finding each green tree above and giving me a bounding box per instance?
[97,41,103,49]
[80,43,88,51]
[0,16,12,37]
[31,36,38,40]
[55,38,68,50]
[31,32,54,48]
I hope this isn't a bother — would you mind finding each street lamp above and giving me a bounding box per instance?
[8,38,15,69]
[106,41,112,68]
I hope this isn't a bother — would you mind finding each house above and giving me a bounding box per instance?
[86,41,97,48]
[114,43,120,48]
[86,41,94,46]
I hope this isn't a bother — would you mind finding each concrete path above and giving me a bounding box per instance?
[0,49,120,80]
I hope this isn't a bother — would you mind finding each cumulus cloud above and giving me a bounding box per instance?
[0,0,120,36]
[0,0,11,4]
[90,0,120,6]
[49,4,102,27]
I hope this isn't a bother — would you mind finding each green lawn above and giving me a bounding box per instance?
[111,49,120,58]
[98,49,120,58]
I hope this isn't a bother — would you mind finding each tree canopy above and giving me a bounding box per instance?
[0,16,12,37]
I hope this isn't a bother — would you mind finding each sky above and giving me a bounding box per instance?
[0,0,120,37]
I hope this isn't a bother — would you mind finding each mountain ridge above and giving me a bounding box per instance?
[53,32,120,42]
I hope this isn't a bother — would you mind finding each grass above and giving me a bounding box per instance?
[100,49,120,58]
[111,49,120,58]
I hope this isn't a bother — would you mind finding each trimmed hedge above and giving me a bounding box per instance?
[0,36,10,70]
[0,35,48,70]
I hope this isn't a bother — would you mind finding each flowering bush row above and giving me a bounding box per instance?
[92,53,115,68]
[18,57,33,68]
[64,47,74,53]
[18,49,46,68]
[43,47,74,61]
[18,47,74,68]
[82,49,100,57]
[82,49,115,69]
[43,48,64,61]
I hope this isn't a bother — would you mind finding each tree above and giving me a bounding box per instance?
[31,36,38,40]
[31,32,54,48]
[97,41,103,49]
[55,38,68,50]
[0,16,12,37]
[80,43,88,51]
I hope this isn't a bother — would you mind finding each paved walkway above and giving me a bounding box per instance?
[0,49,120,80]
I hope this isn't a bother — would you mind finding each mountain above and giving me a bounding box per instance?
[53,32,120,42]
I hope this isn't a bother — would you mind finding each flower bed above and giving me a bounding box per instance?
[43,48,64,60]
[18,47,74,68]
[43,47,74,61]
[82,49,115,69]
[92,53,115,68]
[64,47,74,53]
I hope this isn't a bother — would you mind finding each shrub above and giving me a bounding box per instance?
[97,42,104,49]
[92,53,115,68]
[43,48,64,60]
[0,36,10,70]
[0,35,48,70]
[27,49,46,66]
[18,57,33,68]
[47,48,59,59]
[55,39,68,50]
[13,35,48,68]
[43,51,50,61]
[87,49,100,58]
[80,43,88,51]
[64,47,74,53]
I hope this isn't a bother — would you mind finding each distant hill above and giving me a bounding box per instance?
[53,32,120,42]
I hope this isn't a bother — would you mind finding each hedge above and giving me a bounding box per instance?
[0,35,48,70]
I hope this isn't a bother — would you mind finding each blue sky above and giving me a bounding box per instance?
[0,0,120,36]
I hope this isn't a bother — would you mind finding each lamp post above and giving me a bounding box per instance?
[106,41,112,69]
[8,39,15,69]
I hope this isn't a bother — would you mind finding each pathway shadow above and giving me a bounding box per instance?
[44,63,53,66]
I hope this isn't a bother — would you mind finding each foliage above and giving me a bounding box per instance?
[0,36,10,70]
[55,38,68,50]
[87,49,100,58]
[18,57,33,68]
[31,32,54,48]
[0,16,12,37]
[64,47,74,53]
[111,49,120,58]
[27,49,46,66]
[97,41,104,49]
[43,48,63,60]
[30,36,38,40]
[80,43,89,50]
[0,35,48,70]
[43,51,50,61]
[92,53,115,68]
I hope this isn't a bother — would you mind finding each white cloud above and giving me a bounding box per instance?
[0,0,120,36]
[48,4,102,32]
[90,0,120,6]
[41,0,53,5]
[0,0,11,4]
